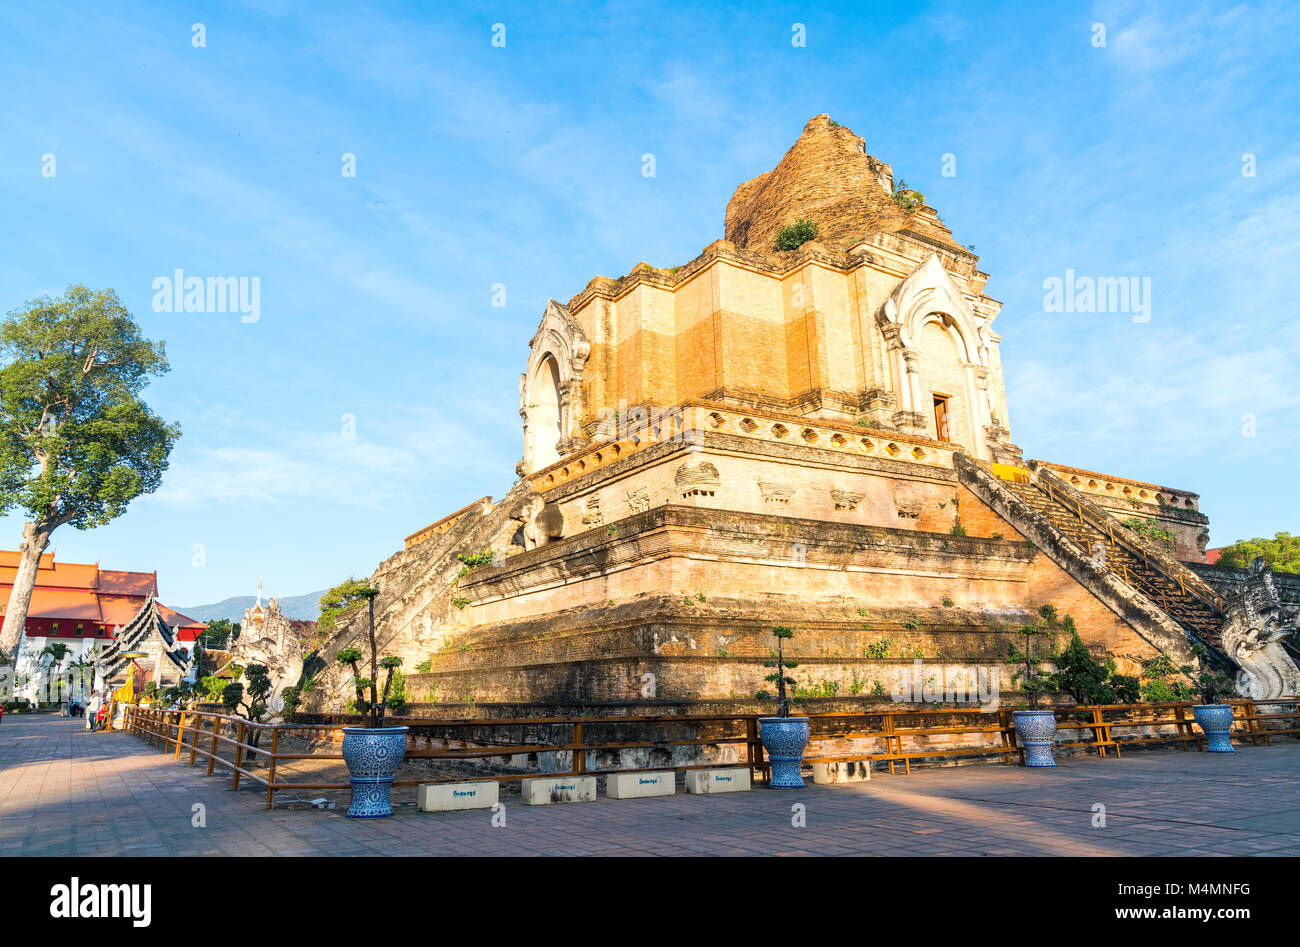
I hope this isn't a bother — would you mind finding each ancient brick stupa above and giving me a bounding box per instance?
[305,115,1297,713]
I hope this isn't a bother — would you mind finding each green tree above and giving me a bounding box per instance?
[40,642,71,701]
[316,577,376,640]
[1052,618,1140,708]
[1217,532,1300,574]
[0,286,180,659]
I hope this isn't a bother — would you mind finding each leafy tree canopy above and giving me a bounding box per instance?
[0,285,180,531]
[316,577,378,638]
[1217,532,1300,574]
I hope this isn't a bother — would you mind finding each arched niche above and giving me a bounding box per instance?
[528,354,563,470]
[519,299,590,475]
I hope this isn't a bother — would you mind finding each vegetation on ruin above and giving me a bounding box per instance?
[1120,516,1175,550]
[1217,531,1300,574]
[457,549,496,576]
[774,217,819,251]
[864,638,892,658]
[0,285,181,660]
[891,179,924,212]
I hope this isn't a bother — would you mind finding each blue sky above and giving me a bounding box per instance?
[1,0,1297,608]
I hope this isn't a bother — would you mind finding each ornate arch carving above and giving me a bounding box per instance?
[519,299,591,475]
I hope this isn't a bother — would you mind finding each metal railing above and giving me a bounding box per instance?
[122,698,1300,809]
[1035,474,1226,617]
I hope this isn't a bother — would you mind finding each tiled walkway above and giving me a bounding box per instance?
[3,715,1299,856]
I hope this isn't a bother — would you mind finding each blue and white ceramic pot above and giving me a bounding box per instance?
[341,726,409,818]
[1013,710,1057,767]
[759,716,810,788]
[1192,704,1235,753]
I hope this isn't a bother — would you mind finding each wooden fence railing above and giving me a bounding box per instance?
[122,698,1300,808]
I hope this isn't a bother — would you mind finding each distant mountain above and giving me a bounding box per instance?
[177,590,327,624]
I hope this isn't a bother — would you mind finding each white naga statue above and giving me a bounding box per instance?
[227,589,305,713]
[1218,558,1300,700]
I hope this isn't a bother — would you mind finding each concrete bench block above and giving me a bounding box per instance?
[685,767,751,794]
[812,761,872,784]
[606,770,676,799]
[520,775,597,805]
[418,781,499,812]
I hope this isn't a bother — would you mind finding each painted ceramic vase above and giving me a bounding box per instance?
[1192,704,1235,753]
[341,726,409,818]
[759,716,810,788]
[1013,710,1058,767]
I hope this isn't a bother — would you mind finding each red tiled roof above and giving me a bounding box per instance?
[0,551,203,640]
[1206,548,1223,565]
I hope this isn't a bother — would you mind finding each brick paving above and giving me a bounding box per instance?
[3,715,1300,856]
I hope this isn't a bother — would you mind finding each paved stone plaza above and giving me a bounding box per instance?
[3,715,1300,857]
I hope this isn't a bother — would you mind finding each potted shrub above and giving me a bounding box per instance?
[1006,606,1061,767]
[1188,645,1237,753]
[334,586,408,818]
[757,626,810,788]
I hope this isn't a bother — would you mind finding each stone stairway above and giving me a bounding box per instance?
[1000,475,1225,647]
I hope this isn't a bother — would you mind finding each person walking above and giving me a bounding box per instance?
[86,690,102,732]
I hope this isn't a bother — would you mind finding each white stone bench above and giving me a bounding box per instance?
[812,761,872,784]
[606,770,676,799]
[520,775,597,805]
[685,767,751,794]
[418,780,499,812]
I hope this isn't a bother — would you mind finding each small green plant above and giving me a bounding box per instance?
[865,638,892,659]
[775,217,819,251]
[451,596,469,609]
[457,549,497,576]
[950,520,966,536]
[941,596,954,608]
[892,179,924,211]
[856,607,868,618]
[1140,653,1196,702]
[1003,604,1063,710]
[991,532,1004,540]
[1121,516,1175,550]
[871,680,887,696]
[1190,644,1236,704]
[414,658,433,674]
[760,626,799,716]
[902,617,920,631]
[332,586,403,728]
[794,679,840,699]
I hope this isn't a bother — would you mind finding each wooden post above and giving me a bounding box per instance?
[998,708,1013,765]
[174,712,188,757]
[188,713,203,766]
[232,721,246,790]
[265,726,280,810]
[206,717,220,776]
[883,712,897,775]
[572,722,585,776]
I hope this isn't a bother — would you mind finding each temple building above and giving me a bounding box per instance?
[305,115,1295,712]
[0,551,204,703]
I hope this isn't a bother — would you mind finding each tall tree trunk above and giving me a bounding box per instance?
[0,522,53,660]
